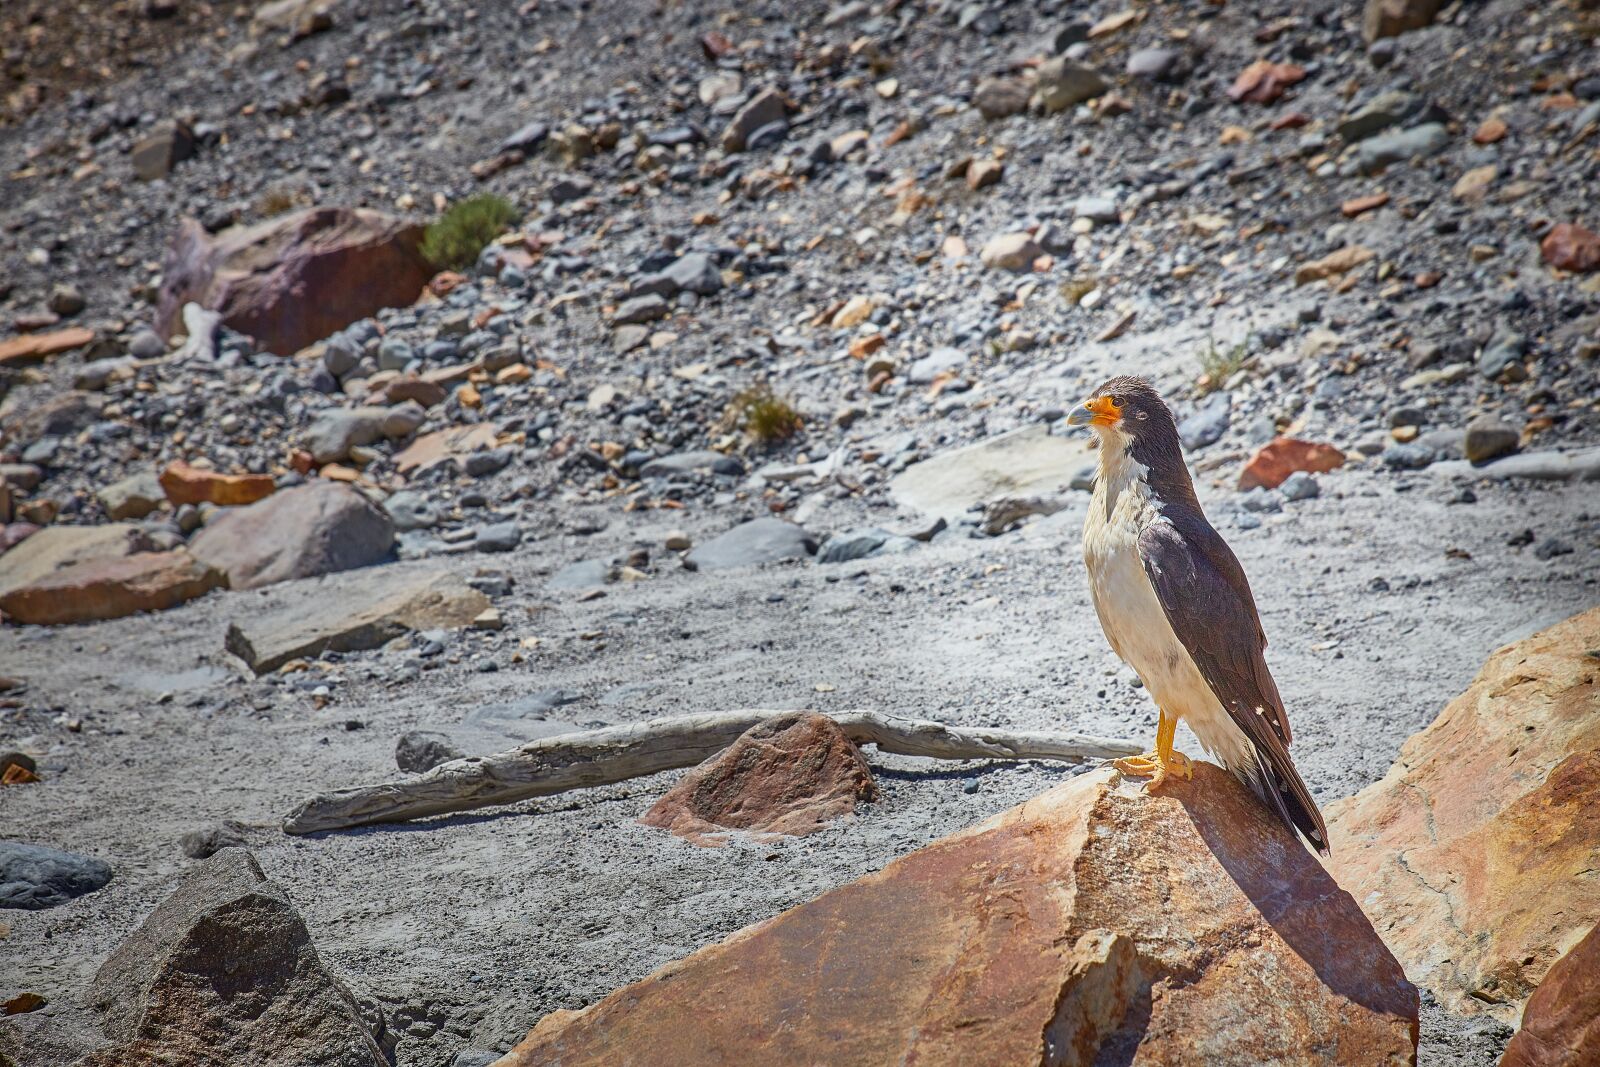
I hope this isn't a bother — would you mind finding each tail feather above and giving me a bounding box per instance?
[1245,744,1329,856]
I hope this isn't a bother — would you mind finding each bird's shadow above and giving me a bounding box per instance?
[1166,765,1418,1021]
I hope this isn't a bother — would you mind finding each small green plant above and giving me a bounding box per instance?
[1196,335,1250,395]
[419,193,518,271]
[728,384,804,444]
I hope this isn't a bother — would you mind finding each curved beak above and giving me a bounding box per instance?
[1064,395,1122,427]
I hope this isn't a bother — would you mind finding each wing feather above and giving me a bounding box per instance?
[1136,517,1329,854]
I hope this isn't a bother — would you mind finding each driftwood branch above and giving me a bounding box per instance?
[282,709,1141,835]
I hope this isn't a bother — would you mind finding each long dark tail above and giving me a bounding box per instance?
[1246,743,1329,856]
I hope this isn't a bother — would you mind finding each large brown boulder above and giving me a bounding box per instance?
[80,848,387,1067]
[0,550,223,625]
[1502,923,1600,1067]
[155,207,432,355]
[639,712,878,845]
[501,764,1418,1066]
[190,481,394,591]
[1329,607,1600,1022]
[0,524,156,600]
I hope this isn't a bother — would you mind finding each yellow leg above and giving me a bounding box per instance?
[1112,709,1194,791]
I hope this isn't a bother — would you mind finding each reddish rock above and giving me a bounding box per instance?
[1540,223,1600,273]
[1329,607,1600,1021]
[1227,60,1306,105]
[391,424,499,474]
[1239,437,1347,490]
[1501,923,1600,1067]
[639,712,878,846]
[505,764,1417,1066]
[159,461,277,507]
[155,208,433,356]
[189,481,393,591]
[0,327,95,367]
[0,550,224,625]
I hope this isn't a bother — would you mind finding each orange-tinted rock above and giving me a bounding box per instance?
[0,327,95,367]
[391,423,499,474]
[155,208,433,356]
[1239,437,1347,490]
[0,550,223,625]
[1227,60,1306,105]
[1540,222,1600,273]
[639,712,878,846]
[1328,607,1600,1022]
[159,461,277,507]
[504,764,1417,1067]
[0,523,156,600]
[1501,923,1600,1067]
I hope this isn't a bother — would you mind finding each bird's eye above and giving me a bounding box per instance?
[1109,394,1124,407]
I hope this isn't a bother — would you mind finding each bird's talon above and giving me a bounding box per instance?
[1112,754,1161,778]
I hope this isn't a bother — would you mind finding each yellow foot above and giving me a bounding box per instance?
[1113,749,1193,791]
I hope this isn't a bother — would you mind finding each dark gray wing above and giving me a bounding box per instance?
[1137,516,1329,854]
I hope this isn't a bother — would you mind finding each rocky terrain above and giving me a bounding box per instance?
[2,0,1599,1064]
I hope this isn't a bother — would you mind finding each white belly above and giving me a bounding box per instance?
[1083,469,1253,772]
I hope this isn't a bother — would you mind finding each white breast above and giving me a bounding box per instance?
[1081,443,1253,773]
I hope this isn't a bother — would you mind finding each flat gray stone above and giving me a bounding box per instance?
[1430,447,1600,483]
[0,842,113,910]
[891,425,1091,519]
[191,481,394,591]
[224,566,489,674]
[686,518,814,571]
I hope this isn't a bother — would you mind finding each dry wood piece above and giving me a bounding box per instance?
[282,709,1141,835]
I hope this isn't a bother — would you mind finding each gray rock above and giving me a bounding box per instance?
[720,88,787,152]
[322,335,361,378]
[191,481,394,591]
[547,558,614,591]
[1428,447,1600,483]
[0,841,113,910]
[907,346,967,385]
[686,518,814,571]
[640,451,744,479]
[178,821,250,860]
[451,1053,500,1067]
[1479,330,1528,381]
[302,403,423,464]
[1034,58,1107,113]
[383,490,438,531]
[1240,489,1282,513]
[1074,196,1119,223]
[1353,123,1448,174]
[549,174,595,203]
[224,567,489,674]
[1336,90,1420,143]
[663,252,723,296]
[74,357,137,391]
[972,77,1030,119]
[127,328,167,359]
[463,448,513,478]
[1463,419,1519,464]
[98,471,166,520]
[613,294,669,326]
[1280,471,1320,501]
[500,121,549,154]
[1383,442,1437,470]
[475,522,522,553]
[1126,48,1182,81]
[1179,393,1230,451]
[377,338,414,371]
[395,731,465,773]
[86,849,386,1066]
[819,528,918,563]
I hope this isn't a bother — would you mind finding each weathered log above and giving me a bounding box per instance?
[282,709,1140,835]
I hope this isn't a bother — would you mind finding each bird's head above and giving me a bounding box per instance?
[1063,375,1173,445]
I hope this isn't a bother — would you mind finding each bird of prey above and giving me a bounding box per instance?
[1065,375,1328,854]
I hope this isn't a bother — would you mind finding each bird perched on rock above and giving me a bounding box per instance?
[1065,376,1328,854]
